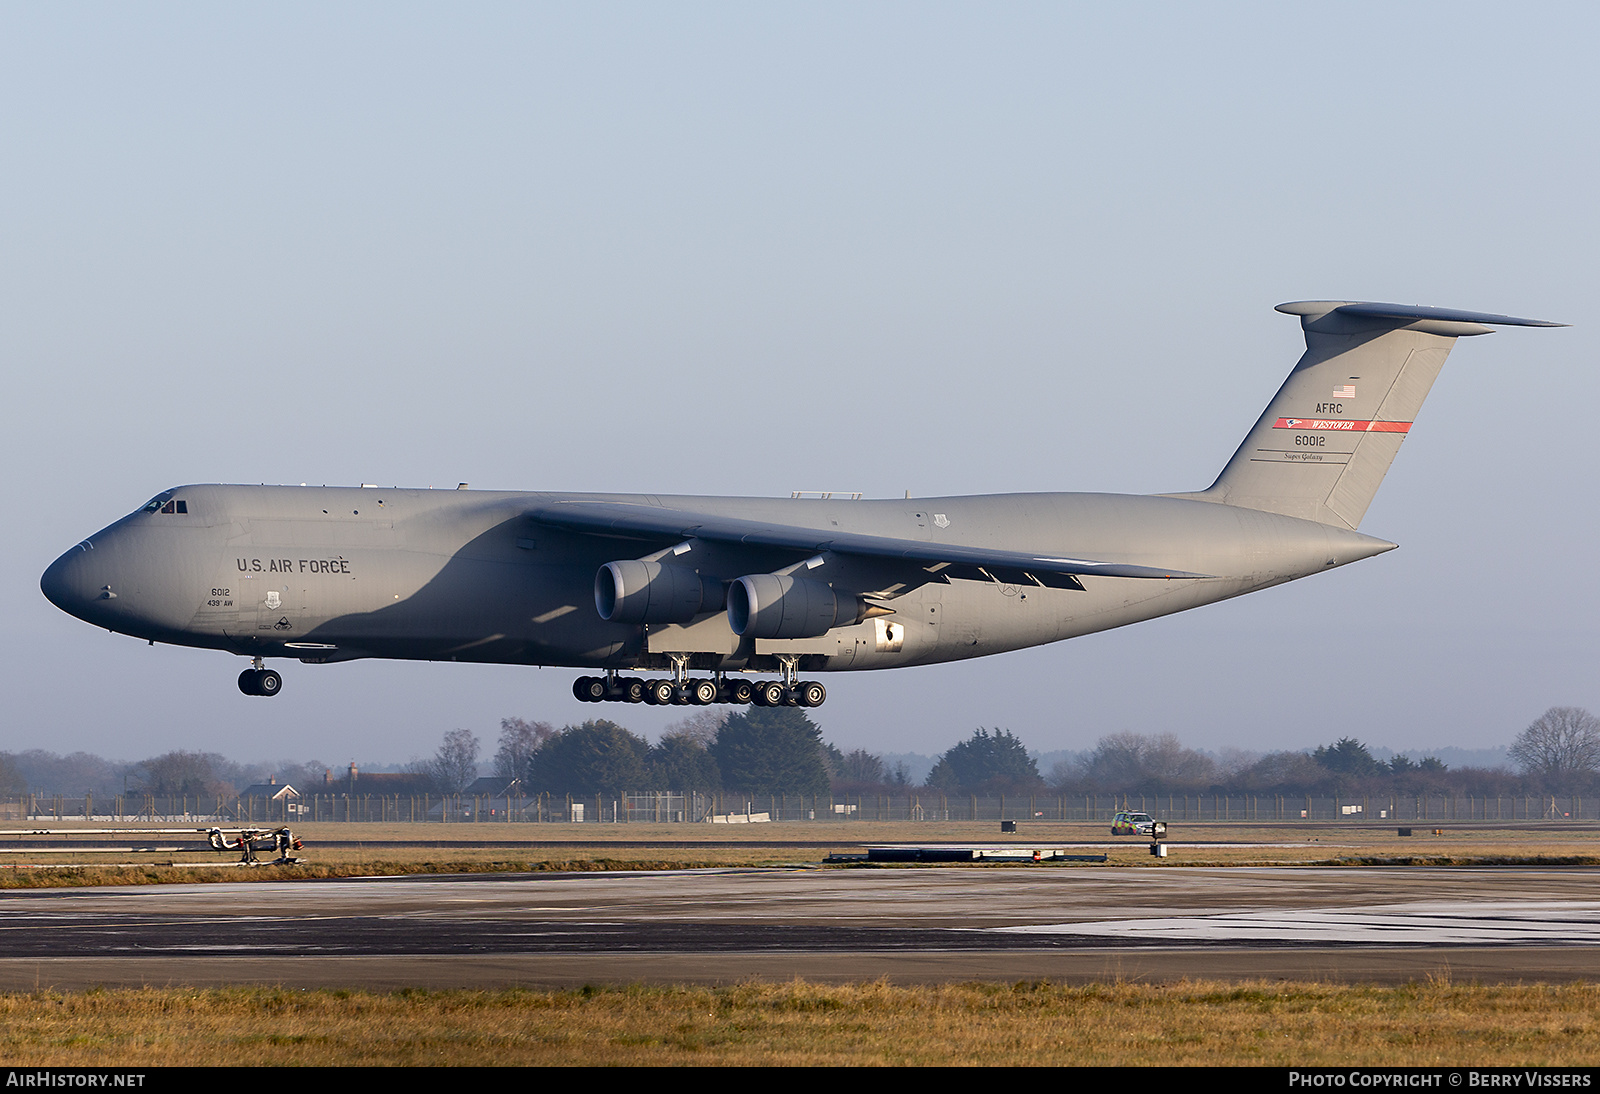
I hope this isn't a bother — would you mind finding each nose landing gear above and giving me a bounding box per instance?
[237,658,283,697]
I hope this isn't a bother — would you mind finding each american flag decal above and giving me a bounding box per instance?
[1333,385,1356,398]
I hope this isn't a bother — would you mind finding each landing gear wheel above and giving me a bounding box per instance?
[690,679,718,705]
[757,681,786,707]
[797,681,826,707]
[725,679,755,705]
[648,679,676,706]
[621,678,645,703]
[576,676,608,703]
[238,668,282,696]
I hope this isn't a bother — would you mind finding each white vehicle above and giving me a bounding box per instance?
[1111,810,1167,838]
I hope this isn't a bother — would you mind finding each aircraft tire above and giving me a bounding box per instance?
[797,681,826,707]
[690,679,718,705]
[757,681,786,707]
[648,679,676,706]
[238,669,260,696]
[622,678,645,703]
[256,670,283,697]
[726,680,755,705]
[578,676,608,703]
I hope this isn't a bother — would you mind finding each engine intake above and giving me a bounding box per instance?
[726,574,865,639]
[595,560,724,624]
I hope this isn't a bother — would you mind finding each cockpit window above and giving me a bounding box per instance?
[138,492,186,515]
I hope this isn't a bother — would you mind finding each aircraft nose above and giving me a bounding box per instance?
[43,517,205,640]
[41,542,106,622]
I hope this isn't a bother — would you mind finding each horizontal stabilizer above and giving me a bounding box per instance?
[1278,300,1567,329]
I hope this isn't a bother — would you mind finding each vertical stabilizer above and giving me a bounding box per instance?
[1178,301,1563,529]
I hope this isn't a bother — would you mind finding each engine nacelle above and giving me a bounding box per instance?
[726,573,864,639]
[595,560,724,624]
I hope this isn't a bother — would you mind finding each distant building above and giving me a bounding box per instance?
[322,763,436,798]
[237,777,300,803]
[465,776,521,798]
[234,777,302,820]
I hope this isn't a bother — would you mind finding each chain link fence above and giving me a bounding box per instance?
[0,791,1589,824]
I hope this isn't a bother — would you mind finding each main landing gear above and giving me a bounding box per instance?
[572,657,826,708]
[572,675,826,707]
[238,657,283,697]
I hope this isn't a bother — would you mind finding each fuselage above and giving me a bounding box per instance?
[41,484,1394,676]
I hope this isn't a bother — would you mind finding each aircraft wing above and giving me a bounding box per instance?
[526,500,1209,590]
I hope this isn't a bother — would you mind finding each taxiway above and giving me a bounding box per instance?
[2,864,1598,989]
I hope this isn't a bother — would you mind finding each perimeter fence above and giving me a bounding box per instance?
[0,791,1591,825]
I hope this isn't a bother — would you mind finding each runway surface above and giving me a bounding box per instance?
[5,864,1600,989]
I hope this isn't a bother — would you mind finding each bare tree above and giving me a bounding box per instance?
[828,748,886,792]
[135,751,235,797]
[273,759,330,791]
[1509,707,1600,791]
[493,717,553,782]
[4,750,124,798]
[1057,732,1216,793]
[0,755,27,797]
[839,749,885,784]
[430,729,482,794]
[660,708,727,746]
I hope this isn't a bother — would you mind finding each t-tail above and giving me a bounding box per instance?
[1175,301,1565,529]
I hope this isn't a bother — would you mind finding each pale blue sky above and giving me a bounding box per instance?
[4,3,1595,764]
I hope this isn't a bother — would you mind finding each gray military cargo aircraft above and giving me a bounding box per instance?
[42,300,1561,708]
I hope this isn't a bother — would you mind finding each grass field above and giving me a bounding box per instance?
[5,979,1600,1066]
[5,822,1600,1066]
[2,818,1598,884]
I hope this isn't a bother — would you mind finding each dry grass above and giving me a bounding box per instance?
[3,979,1600,1066]
[3,819,1600,884]
[0,859,732,889]
[6,822,1597,1065]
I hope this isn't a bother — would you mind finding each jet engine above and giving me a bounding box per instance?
[726,573,869,639]
[595,560,725,624]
